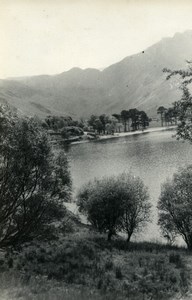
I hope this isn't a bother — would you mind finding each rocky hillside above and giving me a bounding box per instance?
[1,31,192,118]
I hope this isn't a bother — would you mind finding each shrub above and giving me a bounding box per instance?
[115,266,123,280]
[77,174,151,242]
[158,165,192,250]
[119,174,151,242]
[0,106,72,248]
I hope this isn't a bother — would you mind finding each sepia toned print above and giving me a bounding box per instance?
[1,1,192,299]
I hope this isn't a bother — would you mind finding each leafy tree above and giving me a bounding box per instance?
[61,126,84,139]
[0,105,16,139]
[105,116,118,134]
[138,111,150,130]
[129,108,139,131]
[94,118,103,134]
[172,103,179,125]
[88,114,120,134]
[121,110,129,132]
[126,110,131,131]
[77,174,151,242]
[116,122,124,133]
[119,174,151,242]
[121,110,132,132]
[157,106,166,127]
[45,115,83,132]
[87,115,99,132]
[112,114,123,132]
[61,127,70,139]
[158,165,192,250]
[99,114,109,134]
[105,123,113,134]
[164,110,171,126]
[163,107,178,126]
[112,114,121,122]
[78,118,85,129]
[163,62,192,141]
[87,114,97,127]
[0,108,72,248]
[77,176,124,240]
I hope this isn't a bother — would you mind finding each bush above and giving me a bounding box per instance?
[158,165,192,250]
[2,235,188,300]
[119,174,151,242]
[0,107,72,248]
[169,253,183,268]
[77,174,151,242]
[115,266,123,279]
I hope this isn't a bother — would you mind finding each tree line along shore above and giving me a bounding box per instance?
[42,104,179,144]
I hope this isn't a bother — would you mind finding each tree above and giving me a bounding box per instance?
[112,114,121,122]
[158,165,192,250]
[119,174,151,242]
[105,116,118,134]
[94,118,103,134]
[99,114,109,134]
[45,115,74,130]
[0,108,72,248]
[61,127,70,139]
[112,114,123,132]
[77,174,151,242]
[121,110,129,132]
[77,176,124,241]
[129,108,139,131]
[121,110,131,132]
[138,111,150,130]
[172,103,179,125]
[163,62,192,141]
[157,106,166,127]
[87,114,97,130]
[61,126,84,139]
[164,109,171,126]
[105,123,113,134]
[116,122,124,133]
[126,110,131,131]
[87,115,104,134]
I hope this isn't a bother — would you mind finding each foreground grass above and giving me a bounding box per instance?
[0,231,190,300]
[0,272,121,300]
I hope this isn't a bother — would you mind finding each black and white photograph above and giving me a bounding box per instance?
[1,0,192,299]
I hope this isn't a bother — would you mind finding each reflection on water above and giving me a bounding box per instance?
[65,131,192,242]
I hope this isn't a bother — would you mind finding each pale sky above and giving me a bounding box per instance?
[1,0,192,79]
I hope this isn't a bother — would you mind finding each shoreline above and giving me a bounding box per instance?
[71,126,177,145]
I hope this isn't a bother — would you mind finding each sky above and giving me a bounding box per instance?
[1,0,192,78]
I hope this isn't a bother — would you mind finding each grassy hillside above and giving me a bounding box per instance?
[0,225,190,300]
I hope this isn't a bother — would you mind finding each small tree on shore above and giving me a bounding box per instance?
[77,174,151,242]
[121,110,129,132]
[77,177,124,240]
[158,165,192,250]
[157,106,166,127]
[119,174,151,242]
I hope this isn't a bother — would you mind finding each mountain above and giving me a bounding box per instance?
[1,30,192,118]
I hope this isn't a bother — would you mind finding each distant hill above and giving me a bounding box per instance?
[1,30,192,118]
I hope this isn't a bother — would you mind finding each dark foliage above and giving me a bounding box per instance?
[163,62,192,141]
[158,165,192,250]
[77,174,151,242]
[0,106,72,248]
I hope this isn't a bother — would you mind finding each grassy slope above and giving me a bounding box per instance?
[0,226,190,300]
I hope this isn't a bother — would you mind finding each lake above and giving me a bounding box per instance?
[65,130,192,242]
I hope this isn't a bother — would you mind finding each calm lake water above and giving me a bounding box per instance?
[65,130,192,242]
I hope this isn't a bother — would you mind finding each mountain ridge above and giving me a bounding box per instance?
[1,30,192,118]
